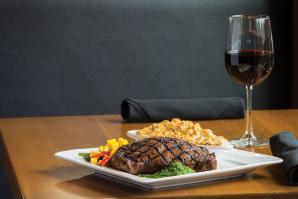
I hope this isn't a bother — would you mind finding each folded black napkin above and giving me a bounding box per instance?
[270,132,298,185]
[121,97,245,122]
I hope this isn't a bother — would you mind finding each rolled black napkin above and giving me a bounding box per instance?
[121,97,245,122]
[270,132,298,185]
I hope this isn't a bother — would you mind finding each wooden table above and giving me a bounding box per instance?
[0,110,298,199]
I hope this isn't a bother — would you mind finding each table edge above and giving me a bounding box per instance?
[0,129,24,199]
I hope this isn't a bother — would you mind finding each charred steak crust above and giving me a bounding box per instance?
[110,137,217,175]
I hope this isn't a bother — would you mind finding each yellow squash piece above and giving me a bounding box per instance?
[91,158,98,164]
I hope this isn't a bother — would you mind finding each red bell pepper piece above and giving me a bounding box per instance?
[90,151,109,159]
[99,157,111,167]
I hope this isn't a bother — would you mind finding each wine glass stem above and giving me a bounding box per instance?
[244,85,256,144]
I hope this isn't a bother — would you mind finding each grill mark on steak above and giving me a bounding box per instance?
[184,142,200,166]
[163,139,197,167]
[176,143,192,164]
[163,141,178,162]
[110,137,217,175]
[154,145,169,165]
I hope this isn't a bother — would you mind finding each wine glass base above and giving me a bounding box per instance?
[230,137,269,148]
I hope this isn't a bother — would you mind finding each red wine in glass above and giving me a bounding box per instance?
[225,15,274,147]
[225,50,274,86]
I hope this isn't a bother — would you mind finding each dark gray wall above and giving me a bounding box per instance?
[0,0,292,117]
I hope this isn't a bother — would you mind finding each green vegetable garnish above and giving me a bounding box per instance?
[78,152,90,162]
[139,161,195,178]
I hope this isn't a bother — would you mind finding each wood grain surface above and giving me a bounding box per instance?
[0,110,298,199]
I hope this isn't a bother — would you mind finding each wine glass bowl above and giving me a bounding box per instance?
[224,50,274,86]
[224,15,274,147]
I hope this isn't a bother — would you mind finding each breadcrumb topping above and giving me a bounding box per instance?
[136,118,227,146]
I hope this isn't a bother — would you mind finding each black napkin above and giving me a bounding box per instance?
[121,97,245,122]
[270,132,298,185]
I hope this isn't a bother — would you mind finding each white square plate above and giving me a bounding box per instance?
[55,147,282,190]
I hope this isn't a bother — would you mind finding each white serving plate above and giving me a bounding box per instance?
[127,130,234,149]
[55,147,282,190]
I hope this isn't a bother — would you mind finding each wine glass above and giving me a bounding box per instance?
[224,15,274,147]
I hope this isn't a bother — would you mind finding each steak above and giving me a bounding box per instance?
[110,137,217,175]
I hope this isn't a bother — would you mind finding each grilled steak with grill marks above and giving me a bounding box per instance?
[110,137,217,175]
